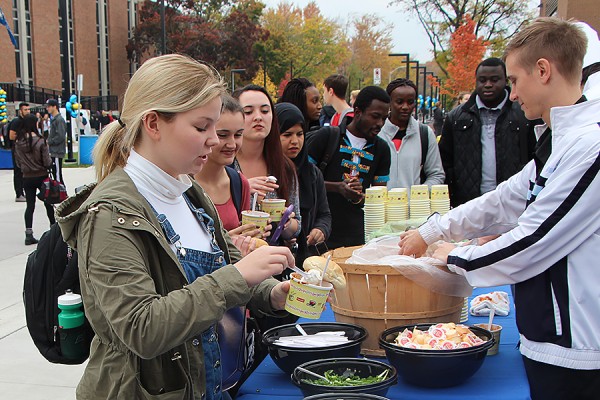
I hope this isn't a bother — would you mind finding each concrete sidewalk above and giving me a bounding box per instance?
[0,166,95,399]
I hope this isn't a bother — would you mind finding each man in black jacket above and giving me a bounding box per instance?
[439,58,536,207]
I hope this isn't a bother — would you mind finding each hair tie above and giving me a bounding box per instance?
[117,118,126,128]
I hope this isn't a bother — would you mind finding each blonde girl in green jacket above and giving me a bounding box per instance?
[56,54,295,400]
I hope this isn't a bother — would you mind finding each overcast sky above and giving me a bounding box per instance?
[261,0,434,62]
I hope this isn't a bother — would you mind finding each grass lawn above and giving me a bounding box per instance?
[64,152,93,168]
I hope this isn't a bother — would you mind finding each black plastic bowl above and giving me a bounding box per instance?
[263,322,368,375]
[292,357,397,398]
[379,323,494,388]
[303,394,390,400]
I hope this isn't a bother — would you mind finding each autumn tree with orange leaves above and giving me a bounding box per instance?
[442,16,489,98]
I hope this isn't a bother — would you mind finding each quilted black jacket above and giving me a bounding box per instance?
[439,91,537,207]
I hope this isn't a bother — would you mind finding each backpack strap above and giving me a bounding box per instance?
[225,166,243,216]
[419,123,429,184]
[319,125,340,174]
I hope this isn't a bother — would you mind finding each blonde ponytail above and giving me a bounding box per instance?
[92,54,225,183]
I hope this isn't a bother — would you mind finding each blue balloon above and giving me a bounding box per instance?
[66,102,73,112]
[69,94,77,103]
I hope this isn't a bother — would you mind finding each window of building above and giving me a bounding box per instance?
[59,0,75,95]
[13,0,34,87]
[96,0,110,98]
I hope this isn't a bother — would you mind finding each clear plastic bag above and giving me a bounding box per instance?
[345,235,473,297]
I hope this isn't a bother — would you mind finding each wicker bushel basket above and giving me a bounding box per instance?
[328,246,464,356]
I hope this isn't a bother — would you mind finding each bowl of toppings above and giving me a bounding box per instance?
[292,358,397,398]
[263,322,367,375]
[379,322,494,388]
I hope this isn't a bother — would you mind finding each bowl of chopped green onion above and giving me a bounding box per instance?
[292,358,397,398]
[303,394,390,400]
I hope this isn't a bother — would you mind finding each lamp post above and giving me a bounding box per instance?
[388,53,410,79]
[230,69,245,93]
[408,61,420,96]
[425,71,435,102]
[412,65,427,122]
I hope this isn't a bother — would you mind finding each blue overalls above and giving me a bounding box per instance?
[152,195,227,400]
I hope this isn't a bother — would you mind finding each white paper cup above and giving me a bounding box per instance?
[285,272,333,319]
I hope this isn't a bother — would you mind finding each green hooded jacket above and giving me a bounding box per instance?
[56,167,282,400]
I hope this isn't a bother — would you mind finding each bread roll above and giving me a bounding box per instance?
[253,238,269,248]
[303,256,346,289]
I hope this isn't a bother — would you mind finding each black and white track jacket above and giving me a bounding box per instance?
[419,98,600,370]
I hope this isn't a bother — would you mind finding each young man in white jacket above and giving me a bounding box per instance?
[380,78,445,189]
[399,18,600,400]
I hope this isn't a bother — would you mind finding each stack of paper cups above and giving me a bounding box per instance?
[386,188,409,222]
[409,185,431,219]
[364,187,387,240]
[460,297,469,323]
[430,184,450,215]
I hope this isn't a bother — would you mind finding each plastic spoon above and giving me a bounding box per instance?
[251,192,258,212]
[295,324,308,336]
[319,254,332,286]
[296,366,331,383]
[487,309,495,331]
[289,265,310,279]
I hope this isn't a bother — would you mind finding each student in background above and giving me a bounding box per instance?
[194,95,267,242]
[322,74,354,126]
[275,102,331,266]
[45,98,67,185]
[278,78,322,131]
[232,84,300,241]
[8,102,30,202]
[14,114,55,245]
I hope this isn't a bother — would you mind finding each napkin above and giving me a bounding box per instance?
[469,291,510,316]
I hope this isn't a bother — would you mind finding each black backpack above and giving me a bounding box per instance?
[225,165,243,215]
[23,223,93,364]
[306,125,341,174]
[418,123,429,184]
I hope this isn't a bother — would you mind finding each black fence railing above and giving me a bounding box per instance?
[0,82,61,105]
[0,82,119,112]
[80,95,119,112]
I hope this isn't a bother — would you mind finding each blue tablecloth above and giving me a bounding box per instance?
[237,286,530,400]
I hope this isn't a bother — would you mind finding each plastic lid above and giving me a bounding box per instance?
[58,290,82,306]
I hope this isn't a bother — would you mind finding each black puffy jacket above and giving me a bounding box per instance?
[439,91,537,207]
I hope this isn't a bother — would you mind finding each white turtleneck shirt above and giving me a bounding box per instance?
[124,148,212,254]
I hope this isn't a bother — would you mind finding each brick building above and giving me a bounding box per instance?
[0,0,139,113]
[540,0,599,32]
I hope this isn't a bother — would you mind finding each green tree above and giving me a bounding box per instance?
[251,66,278,99]
[341,14,394,89]
[390,0,534,75]
[259,1,349,89]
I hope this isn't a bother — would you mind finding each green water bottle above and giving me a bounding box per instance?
[57,290,87,360]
